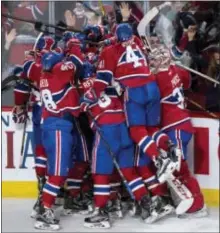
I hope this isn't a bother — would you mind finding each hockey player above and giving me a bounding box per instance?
[34,51,81,230]
[12,35,57,217]
[60,34,92,215]
[86,23,180,183]
[153,48,207,217]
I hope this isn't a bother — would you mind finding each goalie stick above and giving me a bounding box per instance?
[137,4,219,86]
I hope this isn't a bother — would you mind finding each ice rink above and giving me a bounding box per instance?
[2,198,219,232]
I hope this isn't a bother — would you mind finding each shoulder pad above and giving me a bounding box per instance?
[23,60,35,77]
[41,52,64,71]
[13,65,23,77]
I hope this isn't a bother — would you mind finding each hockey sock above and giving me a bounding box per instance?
[129,126,158,159]
[175,160,204,212]
[35,145,47,177]
[121,167,148,201]
[42,176,66,208]
[93,174,111,208]
[147,127,170,151]
[110,170,122,201]
[66,162,89,197]
[136,165,168,196]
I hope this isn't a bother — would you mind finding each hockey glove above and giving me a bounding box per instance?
[12,105,29,124]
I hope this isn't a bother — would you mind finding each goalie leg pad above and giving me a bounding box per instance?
[177,160,205,213]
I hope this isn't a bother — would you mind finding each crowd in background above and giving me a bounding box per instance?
[1,1,220,112]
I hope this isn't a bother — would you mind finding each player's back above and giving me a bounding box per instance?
[81,78,125,129]
[155,64,192,131]
[101,36,154,88]
[40,58,80,120]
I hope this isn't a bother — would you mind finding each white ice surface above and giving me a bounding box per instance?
[2,198,219,232]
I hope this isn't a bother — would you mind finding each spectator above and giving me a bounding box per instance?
[204,45,220,111]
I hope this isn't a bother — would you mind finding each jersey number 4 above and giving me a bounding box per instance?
[126,45,144,68]
[173,87,185,109]
[41,89,57,110]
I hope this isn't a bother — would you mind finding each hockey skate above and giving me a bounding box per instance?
[84,207,111,229]
[31,176,46,218]
[106,197,123,219]
[81,190,94,213]
[154,144,181,183]
[62,193,89,216]
[129,200,142,217]
[34,206,60,231]
[141,194,174,224]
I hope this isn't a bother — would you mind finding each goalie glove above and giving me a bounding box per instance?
[12,105,29,124]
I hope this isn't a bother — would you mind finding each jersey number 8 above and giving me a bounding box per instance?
[41,89,57,110]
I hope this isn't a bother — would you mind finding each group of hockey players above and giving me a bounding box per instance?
[12,22,208,231]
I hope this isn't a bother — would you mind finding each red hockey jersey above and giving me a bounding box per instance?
[40,61,80,119]
[14,59,42,105]
[155,64,194,133]
[93,35,155,97]
[80,78,125,129]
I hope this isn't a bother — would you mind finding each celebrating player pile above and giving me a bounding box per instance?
[11,22,207,231]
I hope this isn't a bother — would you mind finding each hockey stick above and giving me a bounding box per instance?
[185,97,219,118]
[137,2,172,36]
[1,13,100,46]
[2,13,81,33]
[2,75,39,93]
[175,62,220,85]
[86,108,135,200]
[19,100,30,168]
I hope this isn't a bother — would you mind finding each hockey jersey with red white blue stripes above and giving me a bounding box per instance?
[40,61,80,119]
[155,64,194,133]
[92,35,155,97]
[80,78,125,129]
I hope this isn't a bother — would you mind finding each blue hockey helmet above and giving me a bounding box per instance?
[41,52,64,71]
[33,33,56,53]
[62,31,75,43]
[115,23,133,42]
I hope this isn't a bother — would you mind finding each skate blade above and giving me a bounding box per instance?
[109,211,123,219]
[34,221,61,231]
[61,209,90,216]
[175,198,194,215]
[129,207,141,217]
[84,221,111,229]
[144,205,174,224]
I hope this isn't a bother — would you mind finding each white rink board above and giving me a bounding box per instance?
[1,110,220,190]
